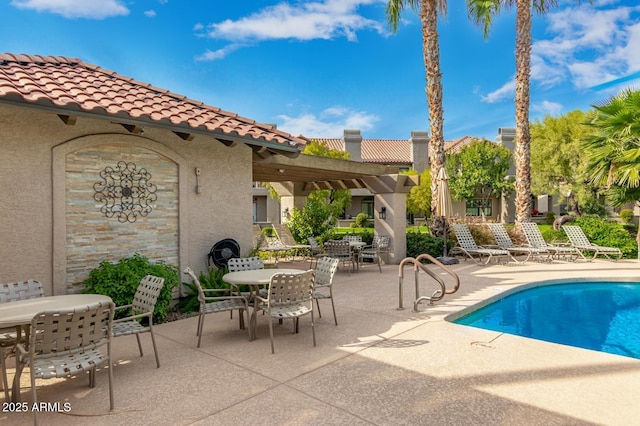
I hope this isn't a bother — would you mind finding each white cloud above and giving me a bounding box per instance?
[481,79,515,103]
[11,0,129,19]
[532,100,563,115]
[482,2,640,101]
[195,44,244,62]
[277,106,379,138]
[196,0,385,60]
[144,10,156,18]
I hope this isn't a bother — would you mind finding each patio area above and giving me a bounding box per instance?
[3,258,640,425]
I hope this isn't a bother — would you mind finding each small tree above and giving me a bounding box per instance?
[446,138,513,221]
[404,168,432,218]
[302,140,352,224]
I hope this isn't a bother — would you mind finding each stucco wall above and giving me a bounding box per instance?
[0,104,254,295]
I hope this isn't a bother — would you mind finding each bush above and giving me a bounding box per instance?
[406,232,450,259]
[354,213,370,228]
[546,212,556,225]
[620,209,634,224]
[83,253,178,322]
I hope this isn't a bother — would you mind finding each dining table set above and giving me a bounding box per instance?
[0,292,113,403]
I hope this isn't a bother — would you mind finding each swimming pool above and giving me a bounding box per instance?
[451,280,640,359]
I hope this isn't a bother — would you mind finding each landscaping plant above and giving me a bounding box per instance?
[83,253,178,322]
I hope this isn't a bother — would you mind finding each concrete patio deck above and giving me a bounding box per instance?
[2,258,639,425]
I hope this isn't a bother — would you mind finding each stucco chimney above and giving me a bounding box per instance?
[496,127,516,176]
[343,129,362,162]
[410,130,429,173]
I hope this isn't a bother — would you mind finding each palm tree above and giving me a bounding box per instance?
[583,88,640,257]
[467,0,561,224]
[386,0,447,213]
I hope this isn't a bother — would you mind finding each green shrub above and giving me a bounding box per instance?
[355,213,370,228]
[620,209,634,224]
[177,267,233,314]
[83,253,178,322]
[546,212,556,225]
[406,232,451,259]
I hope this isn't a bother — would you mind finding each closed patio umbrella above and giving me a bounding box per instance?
[435,167,458,264]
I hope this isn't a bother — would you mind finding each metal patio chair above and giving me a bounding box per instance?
[112,275,165,368]
[15,300,114,425]
[487,223,550,263]
[450,224,510,265]
[562,225,623,261]
[313,257,340,325]
[253,270,316,354]
[325,240,354,275]
[183,267,249,348]
[521,222,581,261]
[0,279,44,401]
[358,235,390,272]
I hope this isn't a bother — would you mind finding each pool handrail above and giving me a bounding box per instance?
[398,254,460,312]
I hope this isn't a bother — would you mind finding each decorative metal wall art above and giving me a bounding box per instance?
[94,161,158,223]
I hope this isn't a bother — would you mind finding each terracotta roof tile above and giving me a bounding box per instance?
[0,53,305,151]
[310,136,477,166]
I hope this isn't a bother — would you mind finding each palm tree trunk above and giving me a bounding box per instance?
[514,0,532,224]
[420,0,446,214]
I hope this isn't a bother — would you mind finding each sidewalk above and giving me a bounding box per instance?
[3,258,640,425]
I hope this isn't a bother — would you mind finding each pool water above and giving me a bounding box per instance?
[454,282,640,359]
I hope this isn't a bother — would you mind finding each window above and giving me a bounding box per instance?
[466,199,492,217]
[361,196,374,218]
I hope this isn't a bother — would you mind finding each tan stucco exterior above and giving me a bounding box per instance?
[1,104,254,295]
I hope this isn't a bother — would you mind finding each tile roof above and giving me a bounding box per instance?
[0,53,305,152]
[309,135,478,165]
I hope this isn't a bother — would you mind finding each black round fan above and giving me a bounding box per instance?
[208,238,240,268]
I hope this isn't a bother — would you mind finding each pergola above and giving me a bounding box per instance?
[253,152,419,263]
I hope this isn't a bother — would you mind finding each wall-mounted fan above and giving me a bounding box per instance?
[208,238,240,268]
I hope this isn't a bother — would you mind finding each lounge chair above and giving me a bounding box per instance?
[520,222,580,261]
[487,223,550,263]
[450,224,510,265]
[273,224,311,260]
[562,225,623,261]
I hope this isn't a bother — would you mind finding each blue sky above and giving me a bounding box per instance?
[2,0,639,141]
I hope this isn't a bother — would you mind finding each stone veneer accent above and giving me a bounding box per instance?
[65,143,178,291]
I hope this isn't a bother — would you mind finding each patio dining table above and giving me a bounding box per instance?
[223,268,302,340]
[348,241,367,271]
[0,293,113,401]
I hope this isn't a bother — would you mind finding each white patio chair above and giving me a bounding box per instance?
[313,257,340,325]
[450,224,510,265]
[183,267,250,348]
[520,222,580,261]
[0,279,44,401]
[487,223,550,263]
[562,225,623,261]
[325,240,354,275]
[15,300,114,425]
[112,275,165,368]
[307,236,326,269]
[253,270,316,354]
[228,256,267,302]
[359,235,390,272]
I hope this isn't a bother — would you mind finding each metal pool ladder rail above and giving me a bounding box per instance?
[398,254,460,312]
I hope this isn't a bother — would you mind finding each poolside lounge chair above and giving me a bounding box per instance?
[487,223,550,263]
[450,224,510,265]
[520,222,580,261]
[562,225,623,261]
[273,224,311,260]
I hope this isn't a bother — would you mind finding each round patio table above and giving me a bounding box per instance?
[223,269,305,340]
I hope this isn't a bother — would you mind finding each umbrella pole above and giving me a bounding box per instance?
[443,217,447,257]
